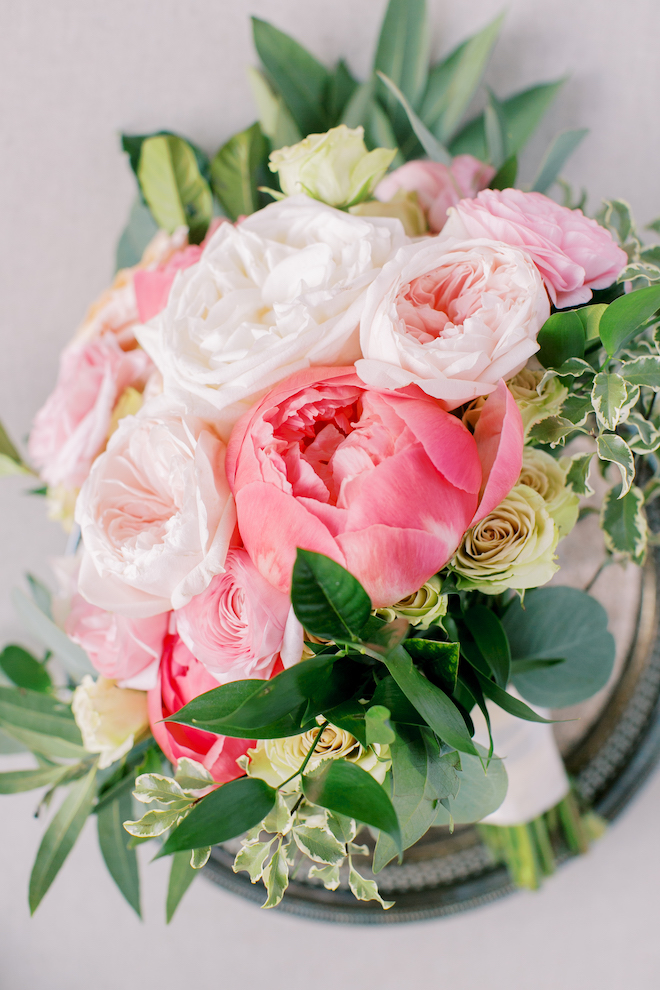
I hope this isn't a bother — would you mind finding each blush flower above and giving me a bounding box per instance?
[227,367,523,608]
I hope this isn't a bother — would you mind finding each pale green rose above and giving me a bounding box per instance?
[452,484,559,594]
[269,125,396,209]
[72,676,148,769]
[350,189,427,236]
[247,722,390,794]
[375,575,447,630]
[519,447,579,539]
[507,367,568,435]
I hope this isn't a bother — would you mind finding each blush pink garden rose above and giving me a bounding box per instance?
[355,237,549,406]
[227,367,523,608]
[75,399,236,617]
[442,188,628,308]
[375,156,495,233]
[175,547,301,682]
[148,633,254,783]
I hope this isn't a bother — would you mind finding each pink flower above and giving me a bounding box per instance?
[375,156,495,233]
[443,189,628,308]
[65,594,168,688]
[227,368,522,608]
[28,334,153,489]
[175,547,294,682]
[133,244,204,323]
[148,633,253,783]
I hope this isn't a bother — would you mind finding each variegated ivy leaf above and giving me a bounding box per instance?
[292,824,346,865]
[133,773,189,807]
[348,865,394,910]
[529,416,587,447]
[561,394,593,427]
[591,373,634,430]
[596,434,635,497]
[563,452,595,497]
[601,485,648,563]
[262,842,290,909]
[620,355,660,391]
[618,261,660,287]
[538,358,595,392]
[596,199,641,262]
[262,792,292,836]
[308,863,341,890]
[347,842,370,856]
[190,846,212,870]
[627,412,660,454]
[326,812,357,845]
[233,839,274,883]
[644,477,660,504]
[123,807,188,837]
[174,758,215,792]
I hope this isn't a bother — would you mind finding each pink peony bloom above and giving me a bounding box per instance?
[133,244,204,323]
[227,367,522,608]
[175,547,293,682]
[442,188,628,308]
[65,594,168,688]
[148,633,253,783]
[375,156,495,233]
[28,334,153,489]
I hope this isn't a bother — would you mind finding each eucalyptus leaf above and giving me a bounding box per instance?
[166,851,198,923]
[433,744,508,826]
[97,785,141,917]
[11,588,94,680]
[600,484,648,563]
[531,129,588,194]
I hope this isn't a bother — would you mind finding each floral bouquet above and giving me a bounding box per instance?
[2,0,658,921]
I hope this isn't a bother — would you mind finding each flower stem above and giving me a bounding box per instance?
[279,721,329,790]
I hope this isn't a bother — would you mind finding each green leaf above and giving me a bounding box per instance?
[620,355,660,391]
[601,484,648,563]
[302,760,401,851]
[403,639,459,695]
[383,646,478,756]
[531,129,588,194]
[364,705,396,746]
[341,77,375,130]
[0,764,70,794]
[0,645,51,693]
[561,395,594,427]
[528,416,584,447]
[29,766,97,913]
[591,372,630,430]
[115,196,159,271]
[233,839,273,883]
[374,0,429,129]
[27,574,53,619]
[262,841,289,908]
[376,72,450,165]
[490,155,517,190]
[291,549,371,642]
[308,862,341,889]
[576,303,608,341]
[510,658,565,675]
[292,824,346,865]
[565,452,595,497]
[423,14,504,143]
[537,310,585,368]
[628,412,660,454]
[348,864,394,909]
[252,18,330,136]
[328,59,358,124]
[97,783,140,917]
[504,586,616,707]
[371,676,427,727]
[463,606,511,688]
[133,773,188,807]
[433,744,508,826]
[246,67,302,149]
[365,101,402,164]
[599,285,660,357]
[0,686,85,759]
[449,79,565,159]
[484,88,508,169]
[210,123,267,221]
[596,433,635,497]
[11,588,94,680]
[474,673,554,723]
[166,851,198,923]
[123,808,185,838]
[262,791,292,835]
[160,777,277,856]
[136,135,212,244]
[0,418,24,467]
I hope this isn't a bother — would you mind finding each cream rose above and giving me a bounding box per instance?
[518,448,579,539]
[355,238,550,406]
[452,484,558,594]
[75,398,236,617]
[246,723,389,793]
[508,368,568,435]
[137,196,407,438]
[72,676,149,769]
[375,575,447,630]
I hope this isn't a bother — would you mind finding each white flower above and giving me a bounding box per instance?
[75,397,236,617]
[518,447,579,540]
[72,676,148,769]
[137,196,407,438]
[375,575,447,630]
[355,237,549,407]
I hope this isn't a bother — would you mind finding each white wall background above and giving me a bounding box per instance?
[1,1,660,986]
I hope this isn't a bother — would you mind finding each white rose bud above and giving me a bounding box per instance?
[246,722,389,793]
[72,676,149,769]
[269,125,396,209]
[453,484,559,594]
[376,575,447,630]
[519,447,579,539]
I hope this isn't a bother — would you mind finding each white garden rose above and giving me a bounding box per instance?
[72,676,148,769]
[75,397,236,617]
[355,238,550,406]
[137,196,407,438]
[519,447,580,539]
[375,575,447,629]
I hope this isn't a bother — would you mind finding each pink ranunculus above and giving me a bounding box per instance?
[148,633,253,783]
[28,334,153,490]
[442,188,628,308]
[227,368,522,608]
[175,547,294,682]
[375,156,495,233]
[65,594,168,688]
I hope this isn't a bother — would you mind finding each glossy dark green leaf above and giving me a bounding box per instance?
[291,549,371,642]
[599,285,660,357]
[115,196,159,271]
[404,639,459,694]
[136,134,213,244]
[302,759,401,851]
[383,646,478,756]
[0,764,69,794]
[371,676,427,726]
[97,779,140,917]
[463,606,511,689]
[531,129,588,194]
[537,310,585,368]
[161,777,277,855]
[166,850,198,923]
[474,672,554,723]
[0,686,85,759]
[29,766,97,913]
[210,123,267,221]
[0,645,51,693]
[377,72,450,164]
[374,0,429,138]
[323,696,369,746]
[490,155,517,190]
[504,586,616,707]
[252,18,330,136]
[328,59,358,124]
